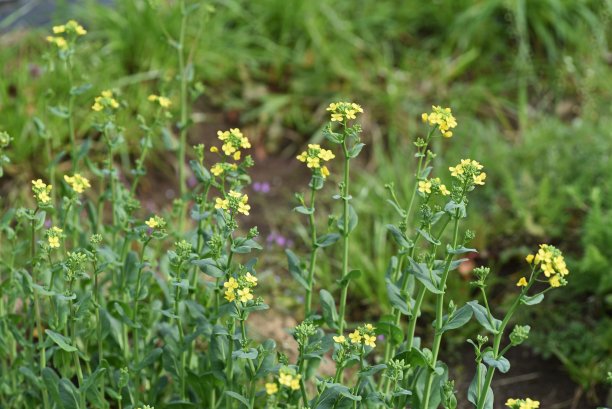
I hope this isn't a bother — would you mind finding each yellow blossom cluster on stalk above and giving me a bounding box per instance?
[418,177,450,196]
[449,159,486,186]
[32,179,52,205]
[92,90,120,112]
[326,101,364,122]
[296,143,335,178]
[145,215,166,230]
[223,272,258,303]
[336,323,377,348]
[421,105,457,137]
[215,128,251,160]
[526,244,569,288]
[215,190,251,216]
[505,398,540,409]
[265,382,278,395]
[147,94,172,109]
[210,162,237,177]
[278,367,301,391]
[46,227,64,249]
[46,20,86,50]
[64,173,91,194]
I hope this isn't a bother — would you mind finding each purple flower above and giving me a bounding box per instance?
[253,181,271,193]
[44,219,52,228]
[377,334,385,341]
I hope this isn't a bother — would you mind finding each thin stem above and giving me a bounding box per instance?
[304,185,318,317]
[177,0,189,231]
[337,139,351,334]
[173,262,187,400]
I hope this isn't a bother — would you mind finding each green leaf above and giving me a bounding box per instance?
[317,233,340,248]
[225,391,250,408]
[386,225,413,248]
[45,330,77,352]
[320,289,338,330]
[440,304,473,332]
[393,348,429,368]
[190,160,211,183]
[417,228,441,245]
[482,350,511,373]
[48,105,70,119]
[467,301,501,334]
[59,378,80,409]
[408,258,443,294]
[19,366,42,389]
[348,142,365,158]
[446,245,477,255]
[294,205,314,215]
[467,363,493,409]
[359,364,386,378]
[338,269,361,286]
[134,348,163,372]
[286,249,308,290]
[232,348,258,360]
[385,278,411,316]
[376,317,404,345]
[193,258,224,278]
[42,368,62,407]
[69,83,92,96]
[521,293,544,306]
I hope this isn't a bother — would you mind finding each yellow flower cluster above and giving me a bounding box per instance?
[92,90,120,112]
[526,244,569,288]
[421,106,457,137]
[505,398,540,409]
[136,405,154,409]
[418,177,450,196]
[336,323,377,348]
[47,227,64,249]
[216,128,251,160]
[215,190,251,216]
[46,20,86,50]
[223,272,258,303]
[326,102,364,122]
[145,215,166,230]
[278,368,301,391]
[147,94,172,109]
[210,162,237,177]
[64,174,91,194]
[32,179,52,205]
[296,143,334,178]
[449,159,486,186]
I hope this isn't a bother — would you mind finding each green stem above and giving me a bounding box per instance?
[66,58,77,172]
[173,265,187,400]
[421,211,461,408]
[304,185,318,318]
[337,140,351,334]
[69,281,85,407]
[94,259,105,403]
[177,0,189,231]
[225,318,236,409]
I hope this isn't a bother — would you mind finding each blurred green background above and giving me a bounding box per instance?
[1,0,611,406]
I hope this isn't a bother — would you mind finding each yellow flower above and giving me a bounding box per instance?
[237,287,253,303]
[321,166,330,179]
[473,172,487,185]
[217,128,250,159]
[449,165,464,177]
[92,91,119,112]
[333,335,346,344]
[549,275,561,288]
[423,105,457,137]
[145,217,158,228]
[64,174,91,193]
[32,179,46,189]
[279,372,293,387]
[52,25,66,34]
[47,226,63,249]
[439,184,450,196]
[363,334,376,348]
[46,36,68,50]
[245,272,258,286]
[233,151,241,161]
[525,254,534,264]
[224,289,236,302]
[265,383,278,395]
[505,398,540,409]
[331,113,343,122]
[32,179,53,205]
[327,101,364,122]
[349,330,362,344]
[48,236,60,248]
[541,263,555,277]
[224,277,239,291]
[290,376,301,391]
[516,277,528,287]
[418,180,432,194]
[210,146,219,153]
[148,95,172,108]
[211,164,224,176]
[65,20,87,36]
[215,197,229,211]
[364,323,375,331]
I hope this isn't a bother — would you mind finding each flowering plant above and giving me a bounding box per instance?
[0,16,569,409]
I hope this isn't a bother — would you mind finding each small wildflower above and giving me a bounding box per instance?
[333,335,346,344]
[46,36,68,50]
[265,383,278,395]
[32,179,53,205]
[528,244,569,287]
[418,180,432,194]
[215,190,250,215]
[421,106,457,137]
[326,101,364,122]
[505,398,540,409]
[148,94,172,108]
[363,334,376,348]
[47,227,64,249]
[349,330,362,344]
[296,144,335,170]
[516,277,528,287]
[92,90,120,112]
[245,272,258,286]
[525,254,534,264]
[64,173,91,194]
[216,128,251,158]
[237,287,253,303]
[145,215,166,229]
